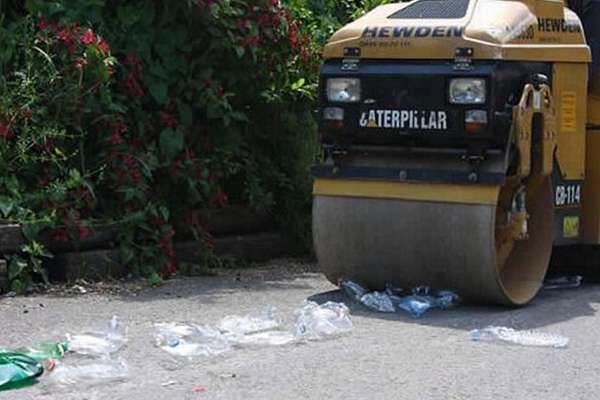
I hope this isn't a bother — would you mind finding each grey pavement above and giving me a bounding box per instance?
[1,259,599,400]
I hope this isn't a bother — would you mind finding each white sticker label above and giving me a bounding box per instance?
[359,110,447,131]
[555,183,581,207]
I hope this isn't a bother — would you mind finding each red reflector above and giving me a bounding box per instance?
[323,120,344,130]
[465,122,485,134]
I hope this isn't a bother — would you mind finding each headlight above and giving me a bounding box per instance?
[449,78,486,104]
[327,78,361,103]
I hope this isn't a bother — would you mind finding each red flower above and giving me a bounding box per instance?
[80,29,97,45]
[20,109,33,120]
[74,57,87,69]
[97,39,110,54]
[0,124,14,140]
[51,228,69,243]
[130,168,142,182]
[78,225,90,240]
[108,122,127,145]
[213,189,228,207]
[37,17,48,31]
[242,35,261,48]
[109,132,123,145]
[57,25,70,41]
[160,112,179,128]
[123,153,137,166]
[193,0,213,9]
[288,23,299,48]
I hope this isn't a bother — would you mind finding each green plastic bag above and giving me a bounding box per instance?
[0,353,43,391]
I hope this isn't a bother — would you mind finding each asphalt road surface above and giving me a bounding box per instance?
[1,259,599,400]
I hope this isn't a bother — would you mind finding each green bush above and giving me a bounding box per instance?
[0,0,320,292]
[0,0,392,292]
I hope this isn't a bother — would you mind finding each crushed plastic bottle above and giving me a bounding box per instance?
[46,358,128,388]
[360,291,395,313]
[544,275,583,290]
[435,290,460,309]
[340,280,368,301]
[218,306,280,335]
[341,281,459,318]
[470,326,569,348]
[294,301,353,340]
[397,295,434,318]
[0,353,43,391]
[0,342,67,363]
[67,316,126,358]
[154,323,231,358]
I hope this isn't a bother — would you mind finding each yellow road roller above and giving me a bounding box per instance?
[312,0,600,305]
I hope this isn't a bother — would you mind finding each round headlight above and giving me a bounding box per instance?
[449,78,486,104]
[327,78,361,103]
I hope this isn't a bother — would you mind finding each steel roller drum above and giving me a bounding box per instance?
[313,179,554,305]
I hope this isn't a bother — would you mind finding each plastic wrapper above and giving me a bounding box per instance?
[227,331,296,347]
[360,292,395,313]
[154,323,231,358]
[218,306,280,335]
[0,353,43,391]
[340,280,368,301]
[45,358,128,388]
[434,290,460,309]
[294,301,353,340]
[470,326,569,348]
[67,316,126,358]
[341,281,459,318]
[544,275,582,290]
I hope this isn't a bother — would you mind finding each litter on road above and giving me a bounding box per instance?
[0,316,130,393]
[341,280,459,318]
[543,275,583,290]
[66,316,126,358]
[155,301,353,359]
[0,353,44,391]
[469,326,569,348]
[0,342,67,363]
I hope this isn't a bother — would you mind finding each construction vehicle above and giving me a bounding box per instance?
[312,0,600,305]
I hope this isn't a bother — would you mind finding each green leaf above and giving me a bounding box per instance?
[158,206,169,221]
[21,223,41,241]
[148,272,162,287]
[0,198,15,218]
[148,80,168,105]
[159,129,184,161]
[177,101,193,127]
[8,258,27,281]
[10,279,24,294]
[291,78,306,90]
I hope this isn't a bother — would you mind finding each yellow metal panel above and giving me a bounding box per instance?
[552,63,587,180]
[313,179,499,205]
[322,0,591,63]
[583,131,600,243]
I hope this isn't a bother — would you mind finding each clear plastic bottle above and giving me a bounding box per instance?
[470,326,569,348]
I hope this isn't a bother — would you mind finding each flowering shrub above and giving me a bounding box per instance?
[0,0,320,292]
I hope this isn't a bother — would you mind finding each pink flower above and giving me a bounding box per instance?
[78,226,90,239]
[0,124,14,140]
[37,17,48,31]
[97,39,110,54]
[74,57,87,69]
[80,29,97,45]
